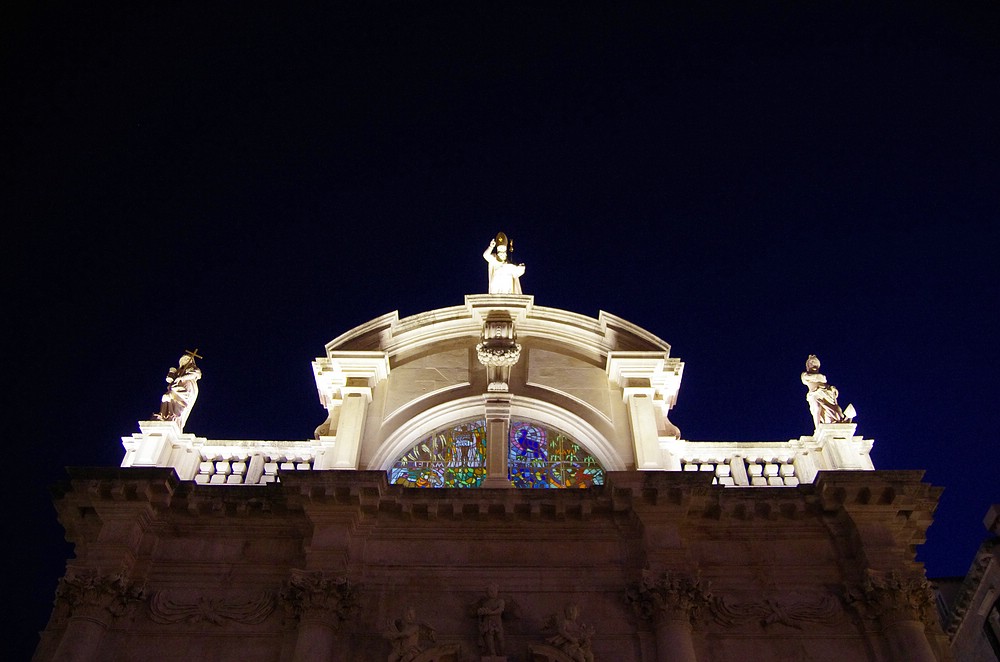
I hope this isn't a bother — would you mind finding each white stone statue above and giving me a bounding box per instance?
[801,355,855,427]
[154,351,202,429]
[483,232,525,294]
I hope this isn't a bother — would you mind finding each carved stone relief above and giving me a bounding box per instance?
[281,570,358,628]
[148,590,275,625]
[54,569,146,623]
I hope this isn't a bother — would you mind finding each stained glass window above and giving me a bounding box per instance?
[507,420,605,488]
[387,418,487,488]
[388,418,605,488]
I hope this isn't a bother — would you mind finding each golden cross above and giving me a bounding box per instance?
[185,348,203,360]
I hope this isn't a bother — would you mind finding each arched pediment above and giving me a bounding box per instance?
[369,395,627,473]
[324,295,671,364]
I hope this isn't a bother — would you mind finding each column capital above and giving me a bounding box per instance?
[844,569,937,627]
[281,570,358,628]
[55,568,146,624]
[627,570,711,625]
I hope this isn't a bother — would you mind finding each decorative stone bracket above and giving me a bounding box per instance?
[476,311,521,393]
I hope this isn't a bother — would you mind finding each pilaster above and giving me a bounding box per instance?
[312,352,389,469]
[50,569,145,662]
[282,570,358,662]
[607,352,684,469]
[482,394,513,488]
[627,570,709,662]
[845,570,940,662]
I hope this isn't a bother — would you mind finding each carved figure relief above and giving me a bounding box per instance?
[383,606,460,662]
[536,604,595,662]
[472,583,521,657]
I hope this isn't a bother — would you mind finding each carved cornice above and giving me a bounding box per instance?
[845,569,937,627]
[626,571,712,625]
[711,593,843,629]
[55,569,146,623]
[281,570,357,627]
[148,590,275,625]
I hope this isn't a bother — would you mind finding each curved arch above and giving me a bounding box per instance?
[369,395,627,472]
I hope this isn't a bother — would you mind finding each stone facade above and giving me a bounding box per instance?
[36,468,951,661]
[35,293,950,660]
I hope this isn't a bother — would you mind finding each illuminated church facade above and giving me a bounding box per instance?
[36,239,953,662]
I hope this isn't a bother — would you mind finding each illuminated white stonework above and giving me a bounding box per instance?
[121,294,875,486]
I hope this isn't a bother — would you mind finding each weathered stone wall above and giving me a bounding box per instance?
[36,468,951,662]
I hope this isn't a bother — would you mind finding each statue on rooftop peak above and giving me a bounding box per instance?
[483,232,525,294]
[801,355,856,428]
[154,350,202,429]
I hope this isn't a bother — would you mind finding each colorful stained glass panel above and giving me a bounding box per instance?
[388,418,604,489]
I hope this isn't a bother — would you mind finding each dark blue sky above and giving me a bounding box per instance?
[7,2,999,658]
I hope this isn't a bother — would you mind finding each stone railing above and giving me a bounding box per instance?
[662,423,874,486]
[122,421,873,487]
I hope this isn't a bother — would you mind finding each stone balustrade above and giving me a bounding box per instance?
[123,421,873,487]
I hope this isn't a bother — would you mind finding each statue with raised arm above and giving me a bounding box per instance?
[154,350,202,429]
[483,232,525,294]
[801,355,856,427]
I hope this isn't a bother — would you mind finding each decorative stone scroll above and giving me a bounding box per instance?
[148,590,275,625]
[55,568,147,622]
[844,569,937,627]
[710,593,843,629]
[626,570,712,625]
[281,570,357,627]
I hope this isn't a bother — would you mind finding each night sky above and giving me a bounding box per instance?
[7,2,999,658]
